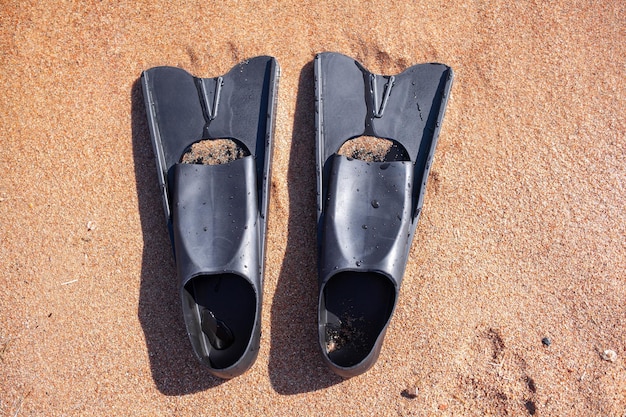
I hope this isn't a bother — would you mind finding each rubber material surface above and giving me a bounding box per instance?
[315,52,453,377]
[141,56,279,378]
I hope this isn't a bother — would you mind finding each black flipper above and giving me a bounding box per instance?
[315,52,453,377]
[141,56,279,379]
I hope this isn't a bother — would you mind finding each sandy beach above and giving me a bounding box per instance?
[1,1,624,415]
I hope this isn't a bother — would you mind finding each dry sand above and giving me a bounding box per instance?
[181,139,249,165]
[1,1,625,416]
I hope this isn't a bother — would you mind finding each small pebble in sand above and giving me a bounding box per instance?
[541,337,551,346]
[86,221,96,231]
[601,349,617,362]
[401,387,418,399]
[326,339,337,353]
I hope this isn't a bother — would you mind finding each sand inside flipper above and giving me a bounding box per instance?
[337,136,408,162]
[181,139,250,165]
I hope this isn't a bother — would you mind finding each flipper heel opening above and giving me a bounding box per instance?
[183,274,255,370]
[321,271,395,368]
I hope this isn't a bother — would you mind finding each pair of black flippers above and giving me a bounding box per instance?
[141,53,453,379]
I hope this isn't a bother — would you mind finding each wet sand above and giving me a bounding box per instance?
[1,1,624,415]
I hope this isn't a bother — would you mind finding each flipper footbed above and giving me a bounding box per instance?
[142,56,279,378]
[315,52,453,377]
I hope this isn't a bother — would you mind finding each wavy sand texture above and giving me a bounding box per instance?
[1,1,624,416]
